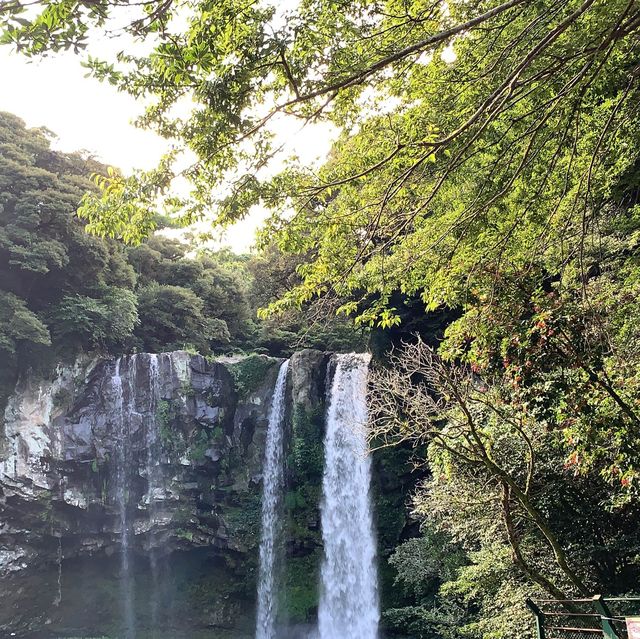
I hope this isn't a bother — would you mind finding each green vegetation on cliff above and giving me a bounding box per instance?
[279,405,325,624]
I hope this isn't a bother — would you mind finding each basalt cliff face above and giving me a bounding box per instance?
[0,350,331,638]
[0,349,413,639]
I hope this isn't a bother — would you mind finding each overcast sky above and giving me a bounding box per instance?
[0,40,335,252]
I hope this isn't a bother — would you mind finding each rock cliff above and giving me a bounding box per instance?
[0,349,414,639]
[0,351,331,638]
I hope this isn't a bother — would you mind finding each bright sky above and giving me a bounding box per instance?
[0,39,336,252]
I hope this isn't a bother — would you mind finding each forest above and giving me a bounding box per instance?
[1,1,640,639]
[0,111,363,405]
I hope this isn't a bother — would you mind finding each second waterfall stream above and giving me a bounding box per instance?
[256,360,290,639]
[318,353,379,639]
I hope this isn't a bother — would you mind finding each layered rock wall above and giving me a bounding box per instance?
[0,349,416,639]
[0,351,328,637]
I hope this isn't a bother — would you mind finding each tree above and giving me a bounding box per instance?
[0,112,138,370]
[127,237,259,347]
[2,3,639,304]
[0,291,50,354]
[369,339,640,630]
[385,526,469,639]
[4,1,640,376]
[50,287,138,350]
[371,340,589,597]
[246,244,369,354]
[135,284,230,354]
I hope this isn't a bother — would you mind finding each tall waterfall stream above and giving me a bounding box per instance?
[111,357,136,639]
[253,353,379,639]
[256,360,290,639]
[317,353,379,639]
[110,353,169,639]
[146,353,165,630]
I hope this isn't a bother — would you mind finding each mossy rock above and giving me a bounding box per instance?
[289,405,325,483]
[227,355,279,399]
[279,552,321,624]
[224,492,262,550]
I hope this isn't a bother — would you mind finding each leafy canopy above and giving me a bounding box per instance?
[4,0,640,484]
[2,1,639,322]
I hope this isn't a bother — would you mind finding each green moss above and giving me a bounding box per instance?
[284,488,307,510]
[212,425,225,441]
[187,423,227,462]
[279,552,321,623]
[53,386,72,409]
[369,442,425,631]
[285,484,321,545]
[192,429,215,460]
[225,492,262,549]
[375,493,408,551]
[156,399,173,432]
[170,504,196,526]
[228,355,277,399]
[289,405,324,482]
[38,498,54,524]
[176,529,195,542]
[371,445,415,551]
[283,405,325,548]
[189,428,211,462]
[179,380,196,398]
[156,399,186,456]
[276,404,326,621]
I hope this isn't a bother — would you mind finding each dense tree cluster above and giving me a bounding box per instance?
[0,111,252,373]
[0,112,364,408]
[0,111,136,398]
[371,340,640,637]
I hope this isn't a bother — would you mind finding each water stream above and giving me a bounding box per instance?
[107,352,378,639]
[112,357,136,639]
[317,353,379,639]
[146,353,162,630]
[255,360,290,639]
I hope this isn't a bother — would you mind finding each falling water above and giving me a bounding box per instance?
[255,360,290,639]
[112,358,136,639]
[145,353,162,629]
[317,353,379,639]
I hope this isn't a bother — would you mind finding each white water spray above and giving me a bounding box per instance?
[318,353,379,639]
[255,360,290,639]
[112,358,136,639]
[145,353,163,629]
[53,535,62,608]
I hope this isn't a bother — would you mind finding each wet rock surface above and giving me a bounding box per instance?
[0,350,327,638]
[0,349,416,638]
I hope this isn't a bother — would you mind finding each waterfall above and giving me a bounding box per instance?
[53,535,62,608]
[109,353,171,637]
[255,360,290,639]
[317,353,379,639]
[145,353,162,629]
[111,358,136,639]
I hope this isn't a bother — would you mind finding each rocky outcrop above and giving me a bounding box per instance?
[0,349,417,639]
[0,350,327,638]
[289,349,331,411]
